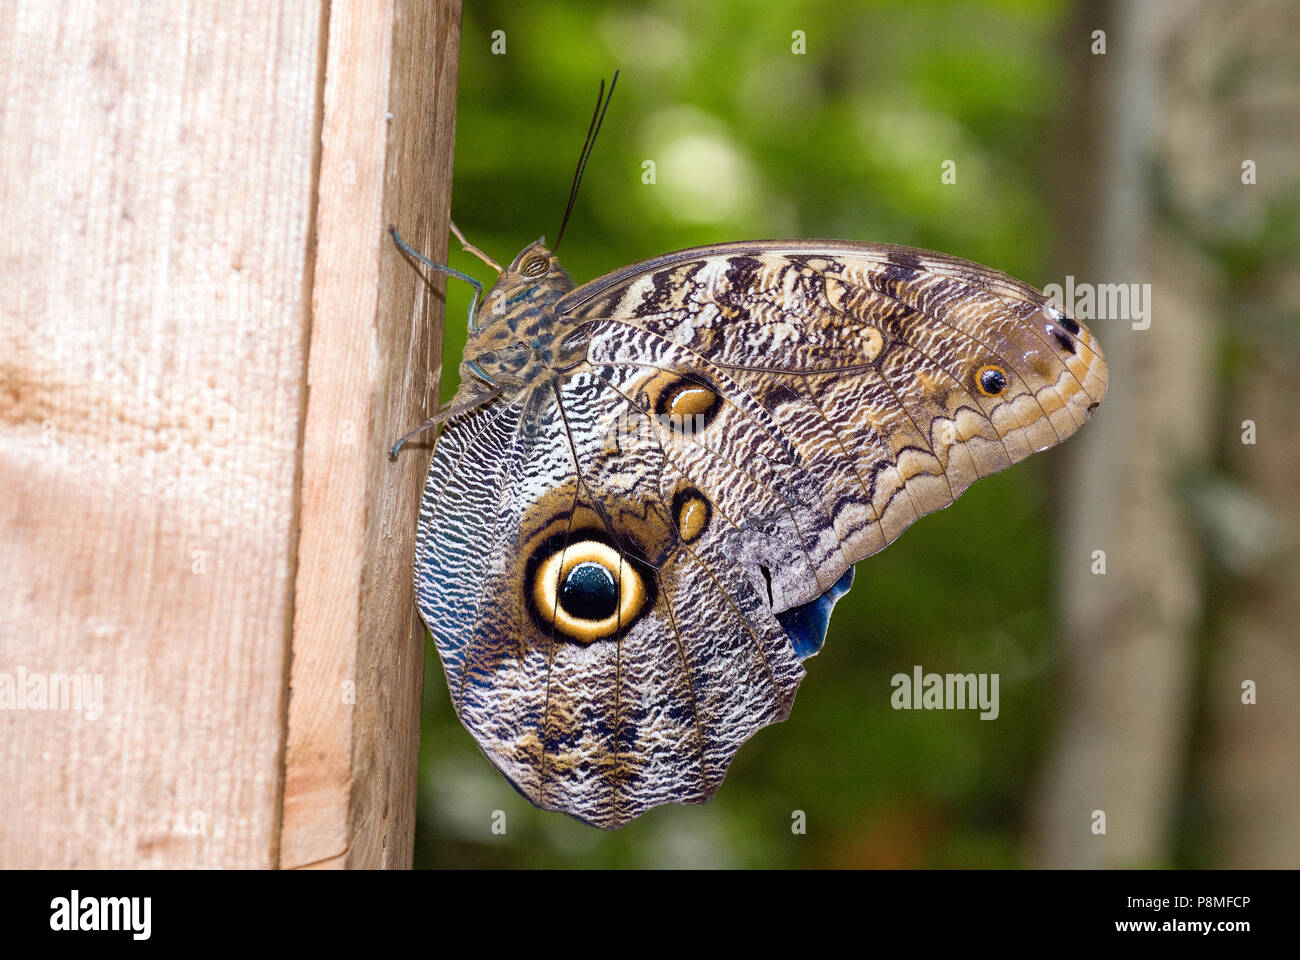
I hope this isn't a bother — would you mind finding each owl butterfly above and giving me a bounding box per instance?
[395,75,1106,829]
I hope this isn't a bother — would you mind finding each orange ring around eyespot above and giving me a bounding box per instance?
[532,541,646,643]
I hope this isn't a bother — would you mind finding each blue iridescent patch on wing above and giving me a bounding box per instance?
[776,566,855,660]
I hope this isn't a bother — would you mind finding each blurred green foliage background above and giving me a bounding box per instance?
[414,0,1081,868]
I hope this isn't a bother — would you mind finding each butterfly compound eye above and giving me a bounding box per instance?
[520,254,549,278]
[531,540,648,643]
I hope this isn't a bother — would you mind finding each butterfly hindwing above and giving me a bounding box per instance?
[419,365,808,826]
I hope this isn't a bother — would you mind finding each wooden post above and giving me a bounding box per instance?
[0,0,459,869]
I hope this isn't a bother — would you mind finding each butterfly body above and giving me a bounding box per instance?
[415,237,1106,829]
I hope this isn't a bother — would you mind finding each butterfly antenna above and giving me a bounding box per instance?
[553,69,619,253]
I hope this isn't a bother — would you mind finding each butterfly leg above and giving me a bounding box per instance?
[388,225,484,331]
[388,383,507,460]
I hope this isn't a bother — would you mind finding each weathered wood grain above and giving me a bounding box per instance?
[0,0,323,867]
[0,0,458,868]
[278,0,459,869]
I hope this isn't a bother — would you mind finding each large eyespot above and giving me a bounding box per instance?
[976,364,1008,396]
[520,254,549,278]
[531,540,648,643]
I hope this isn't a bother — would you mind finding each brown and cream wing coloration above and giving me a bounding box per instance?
[558,241,1106,615]
[415,239,1106,829]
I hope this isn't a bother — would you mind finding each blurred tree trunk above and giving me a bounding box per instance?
[1191,2,1300,869]
[1034,0,1209,867]
[1213,360,1300,869]
[1034,0,1300,867]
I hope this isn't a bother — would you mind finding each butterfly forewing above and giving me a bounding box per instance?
[558,240,1105,610]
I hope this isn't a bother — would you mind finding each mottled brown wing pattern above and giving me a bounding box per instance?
[416,239,1106,830]
[418,368,808,828]
[557,241,1106,614]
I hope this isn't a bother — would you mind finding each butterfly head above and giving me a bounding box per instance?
[474,239,576,326]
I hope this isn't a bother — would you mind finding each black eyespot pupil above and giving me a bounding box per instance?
[560,561,618,620]
[980,367,1007,394]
